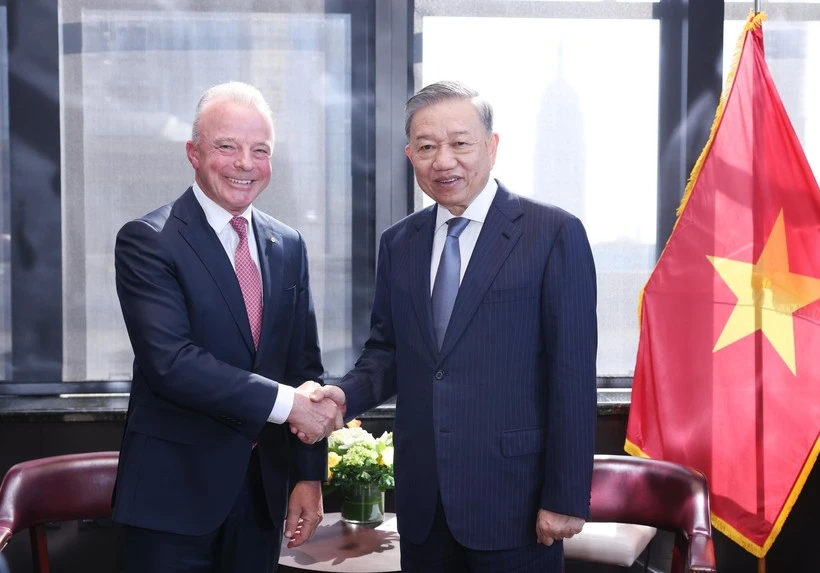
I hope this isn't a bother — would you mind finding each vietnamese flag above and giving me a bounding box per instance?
[626,12,820,557]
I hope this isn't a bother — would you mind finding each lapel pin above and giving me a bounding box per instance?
[270,237,277,244]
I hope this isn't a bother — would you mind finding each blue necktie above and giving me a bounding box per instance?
[432,217,470,349]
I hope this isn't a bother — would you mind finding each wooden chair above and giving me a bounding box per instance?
[0,451,119,573]
[567,454,716,573]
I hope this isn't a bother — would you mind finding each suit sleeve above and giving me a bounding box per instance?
[539,216,598,518]
[333,233,398,420]
[115,219,277,440]
[284,232,328,482]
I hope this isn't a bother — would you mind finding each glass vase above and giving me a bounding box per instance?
[340,482,385,527]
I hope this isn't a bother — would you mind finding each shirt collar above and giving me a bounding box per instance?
[435,178,498,231]
[192,181,254,234]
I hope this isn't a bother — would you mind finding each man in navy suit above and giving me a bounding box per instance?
[328,81,598,572]
[113,82,344,572]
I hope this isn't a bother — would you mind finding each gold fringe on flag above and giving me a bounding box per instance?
[675,11,766,219]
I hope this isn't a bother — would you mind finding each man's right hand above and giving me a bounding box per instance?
[310,385,346,417]
[286,381,344,444]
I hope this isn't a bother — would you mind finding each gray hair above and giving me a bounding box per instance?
[191,82,274,143]
[404,80,493,140]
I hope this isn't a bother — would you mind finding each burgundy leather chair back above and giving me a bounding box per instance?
[0,452,119,573]
[589,455,716,573]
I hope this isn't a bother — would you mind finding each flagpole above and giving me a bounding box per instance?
[752,6,765,573]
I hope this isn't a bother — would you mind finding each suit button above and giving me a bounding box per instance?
[435,370,444,380]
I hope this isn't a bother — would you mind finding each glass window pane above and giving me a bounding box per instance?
[60,5,355,381]
[419,15,659,376]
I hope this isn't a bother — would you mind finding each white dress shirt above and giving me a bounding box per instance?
[430,178,498,292]
[192,183,294,424]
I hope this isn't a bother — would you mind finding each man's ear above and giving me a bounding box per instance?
[487,133,500,166]
[186,140,200,170]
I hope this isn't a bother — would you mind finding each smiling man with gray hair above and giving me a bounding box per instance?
[112,81,345,572]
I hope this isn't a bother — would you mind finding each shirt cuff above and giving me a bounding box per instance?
[268,383,295,424]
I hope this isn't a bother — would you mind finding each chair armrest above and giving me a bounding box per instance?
[689,532,717,572]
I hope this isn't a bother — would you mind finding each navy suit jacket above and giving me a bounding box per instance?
[112,187,325,535]
[338,182,597,550]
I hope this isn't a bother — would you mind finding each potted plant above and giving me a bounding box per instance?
[327,420,394,526]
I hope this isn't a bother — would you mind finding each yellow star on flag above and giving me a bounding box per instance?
[707,210,820,374]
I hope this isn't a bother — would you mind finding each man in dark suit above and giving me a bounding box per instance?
[330,80,598,572]
[113,81,343,572]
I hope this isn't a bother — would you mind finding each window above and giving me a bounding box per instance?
[8,1,808,389]
[415,1,660,376]
[3,0,376,387]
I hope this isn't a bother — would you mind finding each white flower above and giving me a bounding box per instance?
[329,426,377,452]
[375,431,393,449]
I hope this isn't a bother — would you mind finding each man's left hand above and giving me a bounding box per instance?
[284,481,324,548]
[536,509,585,546]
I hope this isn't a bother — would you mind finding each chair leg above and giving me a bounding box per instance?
[644,538,652,572]
[29,525,50,573]
[670,534,686,573]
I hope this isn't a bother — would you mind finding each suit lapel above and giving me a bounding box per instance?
[252,214,284,368]
[438,185,523,358]
[175,188,256,354]
[408,207,439,362]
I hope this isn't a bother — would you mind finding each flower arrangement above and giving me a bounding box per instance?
[327,420,395,492]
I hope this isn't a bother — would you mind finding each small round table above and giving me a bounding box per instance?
[278,512,401,572]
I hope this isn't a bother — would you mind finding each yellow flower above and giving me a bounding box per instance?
[346,419,362,429]
[378,447,394,467]
[328,451,342,468]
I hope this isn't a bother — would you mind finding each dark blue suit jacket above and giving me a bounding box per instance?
[338,182,597,551]
[112,188,325,535]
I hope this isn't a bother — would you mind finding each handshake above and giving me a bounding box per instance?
[286,381,347,444]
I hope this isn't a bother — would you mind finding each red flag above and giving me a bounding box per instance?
[626,12,820,557]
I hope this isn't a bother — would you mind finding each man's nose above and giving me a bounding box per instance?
[432,144,457,169]
[234,149,253,170]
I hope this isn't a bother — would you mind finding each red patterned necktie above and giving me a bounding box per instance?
[229,216,263,349]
